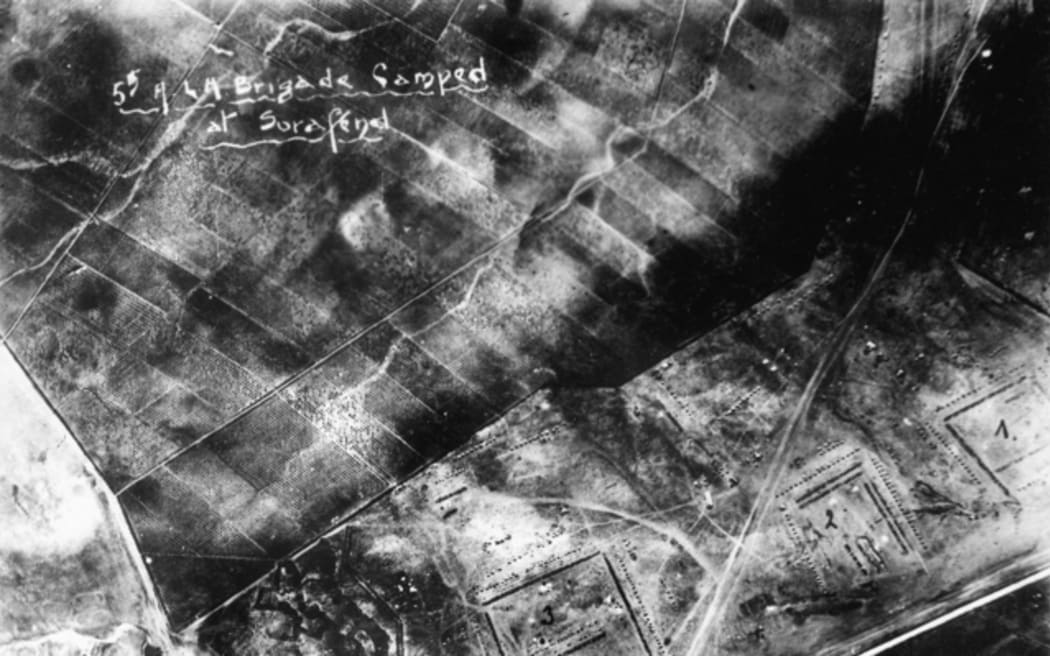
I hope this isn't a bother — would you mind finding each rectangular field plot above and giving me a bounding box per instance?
[944,375,1050,499]
[485,553,652,656]
[778,444,925,591]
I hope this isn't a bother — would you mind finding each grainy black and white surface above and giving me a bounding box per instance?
[0,0,1048,654]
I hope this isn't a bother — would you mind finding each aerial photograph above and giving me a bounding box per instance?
[0,0,1047,654]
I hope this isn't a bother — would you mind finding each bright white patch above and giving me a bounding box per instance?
[0,351,105,557]
[337,192,392,250]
